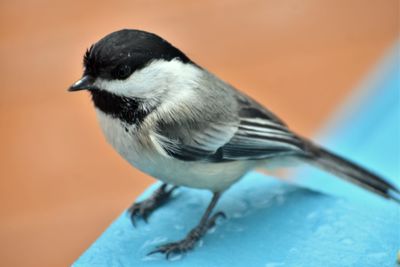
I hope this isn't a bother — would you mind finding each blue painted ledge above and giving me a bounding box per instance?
[74,43,400,267]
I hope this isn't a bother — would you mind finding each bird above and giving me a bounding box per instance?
[69,29,399,259]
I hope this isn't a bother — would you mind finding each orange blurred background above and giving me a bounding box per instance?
[0,0,398,266]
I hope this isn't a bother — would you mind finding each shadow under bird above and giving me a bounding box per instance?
[69,29,400,259]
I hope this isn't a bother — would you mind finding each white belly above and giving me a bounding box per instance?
[95,110,258,191]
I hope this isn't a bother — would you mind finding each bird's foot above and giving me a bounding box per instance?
[148,211,226,259]
[128,184,178,226]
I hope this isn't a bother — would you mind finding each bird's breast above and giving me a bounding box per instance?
[95,109,257,191]
[95,109,153,171]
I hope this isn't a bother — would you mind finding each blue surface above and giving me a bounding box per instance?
[74,44,400,267]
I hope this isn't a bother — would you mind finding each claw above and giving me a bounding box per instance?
[146,192,223,259]
[147,241,189,259]
[159,183,168,191]
[127,184,179,227]
[146,211,225,258]
[207,211,226,229]
[167,185,179,195]
[213,211,227,220]
[141,209,149,223]
[130,214,137,227]
[128,203,141,227]
[128,202,150,226]
[147,247,162,256]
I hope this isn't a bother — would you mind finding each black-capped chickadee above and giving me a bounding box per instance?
[69,29,399,258]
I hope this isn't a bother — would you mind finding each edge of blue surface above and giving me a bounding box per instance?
[74,43,400,267]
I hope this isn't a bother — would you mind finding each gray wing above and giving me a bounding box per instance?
[155,95,307,162]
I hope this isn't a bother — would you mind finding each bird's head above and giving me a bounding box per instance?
[69,29,199,100]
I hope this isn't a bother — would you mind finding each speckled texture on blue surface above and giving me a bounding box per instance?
[74,44,400,267]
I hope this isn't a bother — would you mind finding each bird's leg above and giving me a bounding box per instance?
[128,183,178,226]
[148,192,225,259]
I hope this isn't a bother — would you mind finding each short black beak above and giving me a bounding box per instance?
[68,75,96,92]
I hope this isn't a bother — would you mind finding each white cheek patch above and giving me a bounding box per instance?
[93,59,202,99]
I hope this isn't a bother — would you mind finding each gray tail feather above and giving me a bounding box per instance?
[301,139,400,204]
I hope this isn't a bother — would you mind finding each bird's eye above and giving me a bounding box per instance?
[114,64,132,79]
